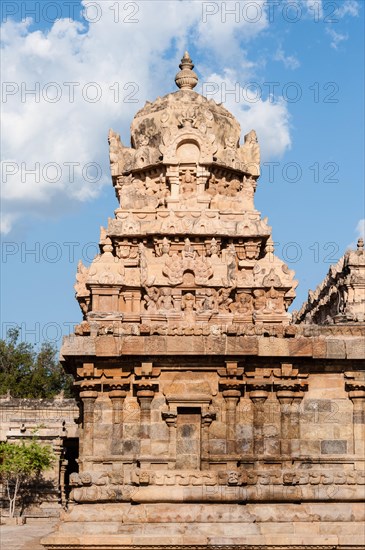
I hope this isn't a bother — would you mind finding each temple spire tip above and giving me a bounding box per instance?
[175,51,198,90]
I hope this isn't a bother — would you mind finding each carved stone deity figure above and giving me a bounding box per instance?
[226,244,237,285]
[199,289,218,313]
[264,287,285,313]
[75,260,90,298]
[133,134,160,169]
[209,238,220,258]
[108,129,134,176]
[180,168,197,196]
[182,292,196,319]
[207,174,218,197]
[241,176,256,210]
[161,238,170,256]
[138,243,148,285]
[144,287,160,312]
[253,289,267,312]
[227,178,241,197]
[157,288,174,311]
[221,136,238,166]
[182,238,196,260]
[230,292,253,315]
[108,129,123,177]
[238,129,260,176]
[218,287,233,313]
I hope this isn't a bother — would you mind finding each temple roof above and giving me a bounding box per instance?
[130,52,242,165]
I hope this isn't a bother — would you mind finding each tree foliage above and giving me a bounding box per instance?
[0,438,54,517]
[0,328,73,398]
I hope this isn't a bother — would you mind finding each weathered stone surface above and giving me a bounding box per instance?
[321,439,348,454]
[0,396,79,516]
[43,54,365,549]
[346,337,365,358]
[42,503,365,547]
[294,237,365,324]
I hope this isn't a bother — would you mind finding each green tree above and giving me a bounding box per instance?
[0,439,54,517]
[0,328,73,398]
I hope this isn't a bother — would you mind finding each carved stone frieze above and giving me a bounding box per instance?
[87,241,125,286]
[69,468,365,504]
[295,238,365,324]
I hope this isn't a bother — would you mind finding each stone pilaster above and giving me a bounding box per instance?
[162,410,177,463]
[109,388,127,454]
[222,389,241,457]
[248,386,270,457]
[59,458,68,508]
[136,386,157,460]
[346,383,365,456]
[276,388,302,456]
[79,390,98,462]
[201,410,216,469]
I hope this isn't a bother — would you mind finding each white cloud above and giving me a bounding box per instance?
[0,213,15,235]
[357,219,365,240]
[336,0,360,18]
[300,0,359,20]
[201,71,291,160]
[197,0,268,63]
[323,0,359,49]
[0,0,289,233]
[326,27,349,49]
[274,47,300,70]
[347,219,365,250]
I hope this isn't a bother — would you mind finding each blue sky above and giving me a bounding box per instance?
[1,0,364,348]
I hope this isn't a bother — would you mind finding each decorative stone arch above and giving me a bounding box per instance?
[160,127,217,165]
[176,138,201,163]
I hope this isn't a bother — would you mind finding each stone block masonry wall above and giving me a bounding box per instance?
[0,396,78,517]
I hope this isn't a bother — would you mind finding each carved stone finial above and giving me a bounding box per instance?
[175,51,198,90]
[357,237,364,251]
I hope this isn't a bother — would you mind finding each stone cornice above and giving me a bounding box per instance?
[61,334,365,360]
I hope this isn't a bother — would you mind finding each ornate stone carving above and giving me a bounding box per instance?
[143,286,160,312]
[138,243,148,285]
[175,51,198,91]
[230,292,253,315]
[157,287,175,311]
[162,253,184,285]
[44,53,365,550]
[75,260,90,298]
[238,129,260,176]
[208,237,220,258]
[162,240,213,286]
[217,287,234,312]
[88,240,125,285]
[295,237,365,324]
[108,129,133,176]
[225,243,237,285]
[198,288,218,314]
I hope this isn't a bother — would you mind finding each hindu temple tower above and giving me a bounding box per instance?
[43,53,365,549]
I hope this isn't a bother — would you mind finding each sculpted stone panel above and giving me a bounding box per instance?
[69,467,365,504]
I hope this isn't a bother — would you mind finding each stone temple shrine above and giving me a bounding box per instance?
[43,53,365,549]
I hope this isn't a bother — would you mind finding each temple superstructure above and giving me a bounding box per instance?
[75,51,297,339]
[43,54,365,550]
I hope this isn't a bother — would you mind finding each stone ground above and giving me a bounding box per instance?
[0,520,57,550]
